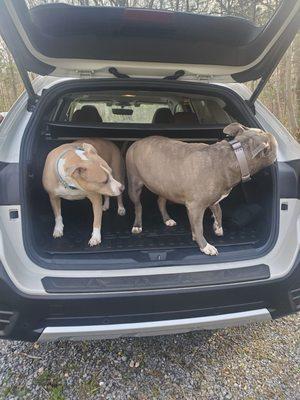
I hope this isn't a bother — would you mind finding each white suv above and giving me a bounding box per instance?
[0,0,299,342]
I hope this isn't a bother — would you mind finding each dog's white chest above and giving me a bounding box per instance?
[54,184,86,200]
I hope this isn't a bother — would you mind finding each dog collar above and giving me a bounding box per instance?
[229,139,251,183]
[55,147,84,190]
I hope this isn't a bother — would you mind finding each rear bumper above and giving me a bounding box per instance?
[0,254,299,342]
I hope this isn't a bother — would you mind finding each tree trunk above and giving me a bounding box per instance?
[7,50,18,100]
[274,65,282,118]
[285,45,298,135]
[294,34,300,138]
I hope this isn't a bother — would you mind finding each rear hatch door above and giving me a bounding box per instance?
[0,0,299,83]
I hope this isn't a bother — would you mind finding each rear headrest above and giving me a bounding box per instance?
[72,105,102,124]
[174,112,198,125]
[152,108,174,124]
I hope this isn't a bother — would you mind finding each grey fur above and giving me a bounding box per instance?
[126,123,277,256]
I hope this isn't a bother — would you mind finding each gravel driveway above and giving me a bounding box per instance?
[0,314,299,400]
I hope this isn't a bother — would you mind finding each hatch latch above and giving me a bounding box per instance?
[163,70,185,80]
[108,67,131,79]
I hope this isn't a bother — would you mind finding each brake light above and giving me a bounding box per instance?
[123,9,173,23]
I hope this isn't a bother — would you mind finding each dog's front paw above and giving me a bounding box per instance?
[53,227,64,238]
[118,206,126,216]
[132,226,142,234]
[89,236,101,246]
[165,219,177,227]
[201,243,218,256]
[88,228,101,247]
[53,218,64,238]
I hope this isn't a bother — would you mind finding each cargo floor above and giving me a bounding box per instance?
[34,195,264,256]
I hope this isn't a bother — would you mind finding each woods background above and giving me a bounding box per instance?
[0,0,299,137]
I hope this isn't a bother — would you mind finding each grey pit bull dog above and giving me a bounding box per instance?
[126,123,277,256]
[42,138,125,246]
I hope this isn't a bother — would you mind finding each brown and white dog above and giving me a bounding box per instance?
[126,123,277,255]
[42,138,125,246]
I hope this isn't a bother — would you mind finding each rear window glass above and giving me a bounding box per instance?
[70,102,168,124]
[55,91,237,126]
[26,0,282,27]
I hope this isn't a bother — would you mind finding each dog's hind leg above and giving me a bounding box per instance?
[117,194,126,216]
[128,175,143,234]
[103,196,110,211]
[50,195,64,238]
[157,196,176,227]
[186,202,218,256]
[210,204,223,236]
[126,147,144,234]
[111,149,126,216]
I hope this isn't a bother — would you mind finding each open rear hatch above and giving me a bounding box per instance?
[0,0,299,92]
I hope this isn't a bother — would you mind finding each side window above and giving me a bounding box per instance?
[193,99,234,124]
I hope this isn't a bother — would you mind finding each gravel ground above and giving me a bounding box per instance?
[0,314,299,400]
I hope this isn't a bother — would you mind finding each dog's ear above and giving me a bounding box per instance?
[82,143,97,154]
[223,123,248,137]
[250,138,270,159]
[66,165,87,178]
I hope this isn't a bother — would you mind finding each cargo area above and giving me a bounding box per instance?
[21,84,278,269]
[32,161,274,255]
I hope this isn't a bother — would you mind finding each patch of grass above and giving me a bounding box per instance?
[49,385,65,400]
[78,374,102,398]
[151,384,161,398]
[81,380,100,395]
[36,370,53,387]
[1,386,28,399]
[0,370,29,399]
[36,370,65,399]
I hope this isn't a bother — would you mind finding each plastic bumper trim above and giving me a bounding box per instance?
[37,308,271,342]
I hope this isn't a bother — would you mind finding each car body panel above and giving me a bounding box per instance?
[0,77,299,342]
[0,253,299,341]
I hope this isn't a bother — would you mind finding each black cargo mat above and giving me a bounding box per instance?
[34,198,262,255]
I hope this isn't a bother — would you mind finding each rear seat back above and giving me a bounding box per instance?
[72,105,102,124]
[174,112,199,125]
[152,108,174,124]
